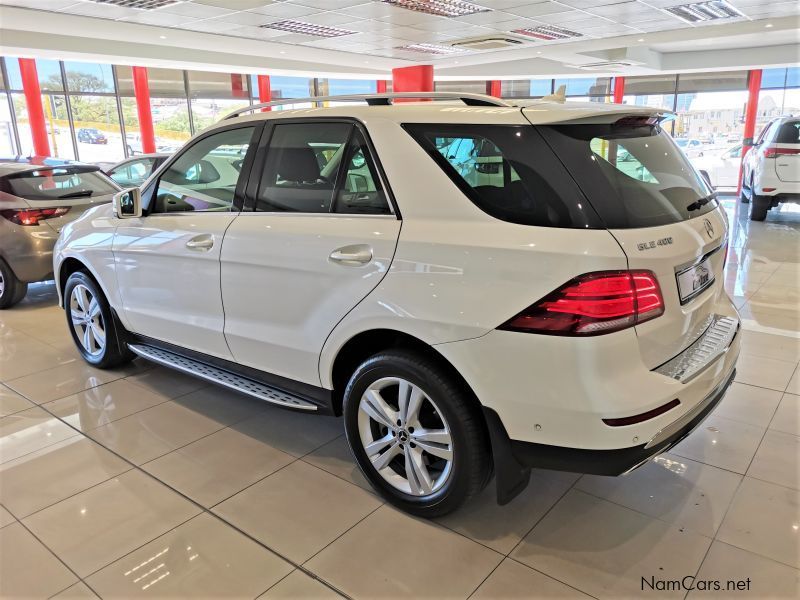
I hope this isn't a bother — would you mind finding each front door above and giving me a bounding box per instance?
[221,120,401,385]
[112,125,258,359]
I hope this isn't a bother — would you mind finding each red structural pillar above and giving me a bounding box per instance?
[487,80,501,98]
[18,58,50,157]
[392,65,433,99]
[738,69,762,194]
[230,74,246,99]
[132,67,156,155]
[613,76,625,104]
[257,75,271,111]
[376,80,387,93]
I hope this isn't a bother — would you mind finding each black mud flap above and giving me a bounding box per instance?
[482,407,531,505]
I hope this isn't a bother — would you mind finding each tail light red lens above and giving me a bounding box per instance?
[764,147,800,158]
[0,207,69,226]
[499,270,664,336]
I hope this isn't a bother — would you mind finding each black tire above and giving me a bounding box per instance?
[64,271,135,368]
[343,350,490,518]
[750,195,770,221]
[0,260,27,309]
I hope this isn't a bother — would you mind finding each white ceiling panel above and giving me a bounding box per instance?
[246,2,315,18]
[0,0,79,9]
[193,0,276,9]
[159,2,233,18]
[505,2,574,19]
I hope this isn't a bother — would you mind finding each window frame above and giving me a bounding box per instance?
[141,121,262,216]
[242,116,399,218]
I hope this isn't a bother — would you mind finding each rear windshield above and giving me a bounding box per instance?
[403,123,603,229]
[775,121,800,144]
[539,123,717,228]
[0,166,118,201]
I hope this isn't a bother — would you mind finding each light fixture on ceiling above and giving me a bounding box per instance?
[765,23,773,28]
[396,43,467,55]
[159,35,167,39]
[637,38,645,42]
[664,1,744,23]
[260,20,356,38]
[381,0,490,18]
[89,0,181,8]
[512,25,582,41]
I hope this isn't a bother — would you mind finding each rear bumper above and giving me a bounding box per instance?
[1,226,58,283]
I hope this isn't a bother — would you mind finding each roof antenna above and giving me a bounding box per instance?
[542,84,566,103]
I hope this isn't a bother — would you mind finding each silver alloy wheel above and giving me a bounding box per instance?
[69,283,105,357]
[0,271,4,298]
[357,377,453,496]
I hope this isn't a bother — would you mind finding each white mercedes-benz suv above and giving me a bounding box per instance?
[54,93,740,517]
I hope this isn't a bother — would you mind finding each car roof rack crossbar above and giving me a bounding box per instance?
[223,92,509,119]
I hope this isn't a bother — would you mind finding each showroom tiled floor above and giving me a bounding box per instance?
[0,196,798,599]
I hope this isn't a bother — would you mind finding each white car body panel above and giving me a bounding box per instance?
[744,117,800,196]
[112,213,237,359]
[221,213,401,386]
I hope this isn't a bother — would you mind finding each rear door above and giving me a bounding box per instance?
[537,117,729,368]
[220,119,400,386]
[772,120,800,182]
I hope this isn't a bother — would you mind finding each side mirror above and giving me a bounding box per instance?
[113,187,142,219]
[699,169,713,189]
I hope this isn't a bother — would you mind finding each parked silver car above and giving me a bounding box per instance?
[0,158,119,308]
[105,153,170,188]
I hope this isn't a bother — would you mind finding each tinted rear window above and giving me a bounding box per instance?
[539,123,717,228]
[403,123,602,229]
[1,166,118,200]
[775,121,800,144]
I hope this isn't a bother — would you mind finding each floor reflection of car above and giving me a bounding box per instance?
[77,128,108,145]
[674,137,705,158]
[693,145,742,188]
[105,153,170,188]
[0,158,120,308]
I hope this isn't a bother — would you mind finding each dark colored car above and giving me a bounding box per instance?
[77,128,108,145]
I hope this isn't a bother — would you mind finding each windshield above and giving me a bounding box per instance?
[1,166,119,200]
[540,123,717,228]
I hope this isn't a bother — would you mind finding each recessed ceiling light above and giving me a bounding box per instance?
[260,20,356,38]
[664,1,743,23]
[637,38,644,42]
[159,35,167,39]
[89,0,180,8]
[765,23,773,28]
[396,43,466,55]
[381,0,490,18]
[513,25,582,41]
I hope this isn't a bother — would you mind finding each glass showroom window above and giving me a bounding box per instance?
[189,70,251,133]
[250,75,314,109]
[65,61,124,162]
[117,65,191,154]
[555,77,612,99]
[758,67,800,131]
[0,62,18,155]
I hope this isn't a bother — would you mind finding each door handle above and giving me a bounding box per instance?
[329,244,373,266]
[186,234,214,251]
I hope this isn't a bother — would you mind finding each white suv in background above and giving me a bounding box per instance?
[742,116,800,220]
[54,93,740,517]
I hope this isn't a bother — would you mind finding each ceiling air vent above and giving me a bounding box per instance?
[382,0,491,18]
[512,25,583,41]
[570,61,641,72]
[396,43,467,55]
[451,36,526,51]
[260,20,356,38]
[664,1,744,23]
[90,0,181,8]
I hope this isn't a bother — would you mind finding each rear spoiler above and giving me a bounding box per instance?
[520,101,674,126]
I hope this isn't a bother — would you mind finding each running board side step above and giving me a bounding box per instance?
[128,344,317,411]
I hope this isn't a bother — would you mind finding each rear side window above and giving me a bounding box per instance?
[540,123,717,229]
[775,121,800,144]
[255,122,391,215]
[404,124,602,228]
[0,166,118,200]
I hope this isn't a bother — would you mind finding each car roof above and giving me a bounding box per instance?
[0,156,96,177]
[214,97,670,131]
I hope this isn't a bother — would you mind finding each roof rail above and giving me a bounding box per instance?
[222,92,509,120]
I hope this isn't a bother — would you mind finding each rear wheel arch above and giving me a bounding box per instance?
[328,329,486,423]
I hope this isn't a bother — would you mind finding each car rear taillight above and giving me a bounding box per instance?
[499,270,664,336]
[764,147,800,158]
[0,207,70,226]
